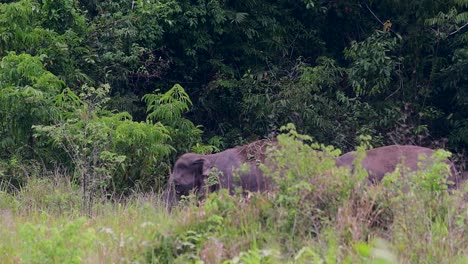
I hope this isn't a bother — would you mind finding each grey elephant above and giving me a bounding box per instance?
[163,139,276,207]
[335,145,461,188]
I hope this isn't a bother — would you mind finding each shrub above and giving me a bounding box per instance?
[261,124,356,238]
[381,150,468,263]
[34,84,178,211]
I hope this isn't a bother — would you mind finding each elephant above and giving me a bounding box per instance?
[335,145,461,188]
[163,139,277,207]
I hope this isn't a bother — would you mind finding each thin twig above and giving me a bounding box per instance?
[364,3,399,36]
[365,3,384,25]
[448,22,468,36]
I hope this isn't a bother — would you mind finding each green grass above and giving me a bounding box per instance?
[0,137,467,263]
[0,174,466,263]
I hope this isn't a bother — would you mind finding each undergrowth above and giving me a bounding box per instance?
[0,131,467,263]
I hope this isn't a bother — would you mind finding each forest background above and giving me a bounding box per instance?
[0,1,468,263]
[1,0,466,194]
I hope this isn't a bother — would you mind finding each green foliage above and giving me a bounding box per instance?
[0,52,64,158]
[234,58,385,149]
[0,0,89,84]
[0,0,43,53]
[145,191,235,263]
[145,84,192,122]
[19,217,95,264]
[32,82,210,196]
[150,130,467,263]
[0,161,467,263]
[0,156,44,192]
[426,0,468,148]
[227,247,279,264]
[344,31,401,97]
[0,188,19,211]
[144,84,207,154]
[34,84,174,202]
[16,177,81,215]
[111,119,173,190]
[80,0,180,91]
[380,149,467,263]
[1,0,463,156]
[1,0,468,262]
[40,0,87,35]
[352,239,398,264]
[261,124,353,237]
[1,0,466,157]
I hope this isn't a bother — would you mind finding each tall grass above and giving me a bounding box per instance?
[0,135,467,263]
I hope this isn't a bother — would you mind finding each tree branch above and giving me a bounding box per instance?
[448,22,468,36]
[365,3,384,25]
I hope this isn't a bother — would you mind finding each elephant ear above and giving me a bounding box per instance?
[192,158,211,178]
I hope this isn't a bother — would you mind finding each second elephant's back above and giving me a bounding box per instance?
[336,145,458,185]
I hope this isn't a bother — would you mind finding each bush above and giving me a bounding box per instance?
[261,124,355,238]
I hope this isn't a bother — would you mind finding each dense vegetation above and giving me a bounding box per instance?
[0,0,467,262]
[1,131,467,263]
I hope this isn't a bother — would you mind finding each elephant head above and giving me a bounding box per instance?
[169,153,212,196]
